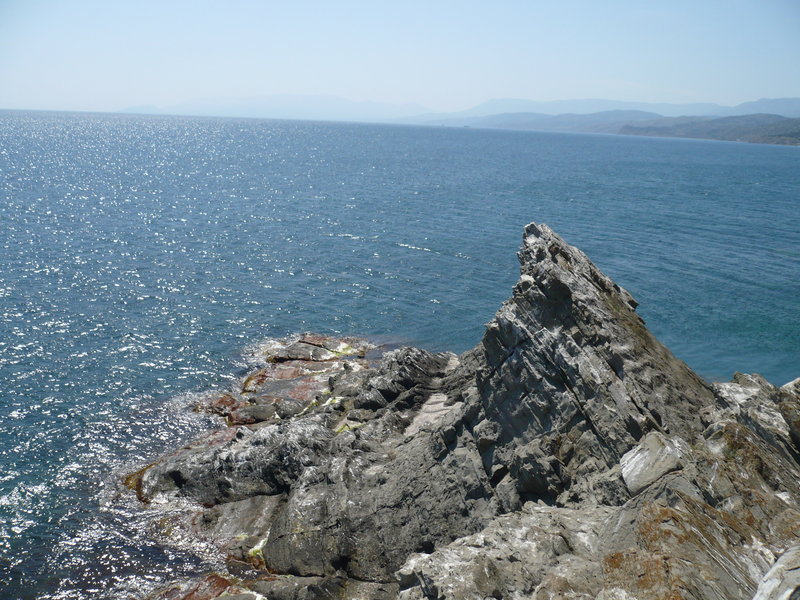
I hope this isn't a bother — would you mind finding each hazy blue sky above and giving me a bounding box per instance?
[1,0,799,113]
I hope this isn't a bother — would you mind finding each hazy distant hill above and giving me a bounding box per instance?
[402,97,800,125]
[444,99,725,118]
[620,114,800,145]
[717,98,800,118]
[437,110,663,134]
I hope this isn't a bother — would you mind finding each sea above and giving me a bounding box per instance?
[0,110,798,599]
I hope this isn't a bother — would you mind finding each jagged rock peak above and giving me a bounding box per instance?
[518,222,638,311]
[463,222,714,508]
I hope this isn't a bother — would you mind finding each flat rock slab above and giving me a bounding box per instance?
[192,335,376,426]
[404,393,455,437]
[620,432,688,495]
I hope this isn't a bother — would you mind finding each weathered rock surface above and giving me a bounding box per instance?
[752,545,800,600]
[130,223,800,600]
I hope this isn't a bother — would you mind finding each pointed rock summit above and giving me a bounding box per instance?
[461,222,714,510]
[131,223,800,600]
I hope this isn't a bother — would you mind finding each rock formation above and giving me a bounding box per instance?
[128,222,800,600]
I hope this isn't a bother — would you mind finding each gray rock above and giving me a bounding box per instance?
[619,432,688,495]
[752,545,800,600]
[134,222,800,600]
[396,504,614,600]
[248,576,399,600]
[713,372,800,467]
[137,416,335,505]
[781,376,800,397]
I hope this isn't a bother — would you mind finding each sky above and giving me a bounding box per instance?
[1,0,799,115]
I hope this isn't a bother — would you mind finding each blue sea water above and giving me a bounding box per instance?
[0,110,797,599]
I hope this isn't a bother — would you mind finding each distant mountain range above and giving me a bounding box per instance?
[404,97,800,121]
[403,99,800,145]
[120,96,800,145]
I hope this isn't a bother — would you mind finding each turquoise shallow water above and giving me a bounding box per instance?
[0,111,798,598]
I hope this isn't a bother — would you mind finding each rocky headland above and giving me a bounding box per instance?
[126,222,800,600]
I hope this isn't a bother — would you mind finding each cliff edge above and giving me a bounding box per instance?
[129,222,800,600]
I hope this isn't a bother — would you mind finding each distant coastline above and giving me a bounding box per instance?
[421,110,800,146]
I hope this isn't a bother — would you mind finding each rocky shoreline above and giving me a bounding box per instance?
[125,222,800,600]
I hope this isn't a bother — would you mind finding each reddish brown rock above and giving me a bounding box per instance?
[149,574,236,600]
[198,393,245,417]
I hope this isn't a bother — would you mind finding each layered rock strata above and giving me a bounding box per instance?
[130,223,800,600]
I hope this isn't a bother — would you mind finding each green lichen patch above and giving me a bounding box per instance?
[296,398,320,417]
[334,422,365,435]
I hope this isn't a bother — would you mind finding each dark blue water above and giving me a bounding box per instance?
[0,111,797,599]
